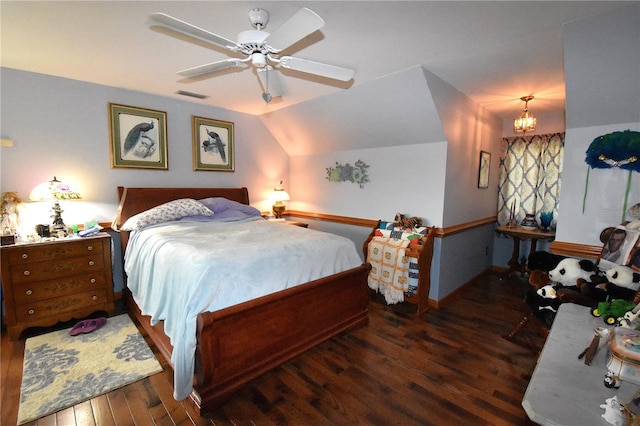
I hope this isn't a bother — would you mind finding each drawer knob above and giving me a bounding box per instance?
[23,270,30,276]
[92,295,98,301]
[21,253,28,259]
[25,289,32,295]
[90,278,96,283]
[87,245,94,251]
[28,309,35,315]
[88,260,95,266]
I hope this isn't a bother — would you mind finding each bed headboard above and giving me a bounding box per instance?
[114,186,250,251]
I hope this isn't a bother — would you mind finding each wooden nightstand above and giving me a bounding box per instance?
[0,233,115,340]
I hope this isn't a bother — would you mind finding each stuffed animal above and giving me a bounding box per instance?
[547,257,601,306]
[536,285,563,313]
[548,258,597,287]
[600,396,626,426]
[1,191,24,235]
[604,265,640,302]
[527,251,566,290]
[578,265,640,303]
[528,251,566,273]
[393,213,423,231]
[606,265,640,291]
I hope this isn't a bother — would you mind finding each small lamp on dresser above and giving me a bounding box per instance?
[270,181,290,219]
[29,176,82,234]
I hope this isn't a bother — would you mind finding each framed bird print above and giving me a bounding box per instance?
[192,116,235,172]
[108,103,168,169]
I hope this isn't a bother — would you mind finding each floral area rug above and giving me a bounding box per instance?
[17,314,162,424]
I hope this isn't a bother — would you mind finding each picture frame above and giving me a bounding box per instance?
[108,103,167,170]
[478,150,491,188]
[192,116,235,172]
[599,226,640,268]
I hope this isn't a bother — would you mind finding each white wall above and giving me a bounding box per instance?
[286,67,504,300]
[289,143,447,224]
[556,4,640,246]
[0,68,290,228]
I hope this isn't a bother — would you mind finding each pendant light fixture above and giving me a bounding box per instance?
[513,95,537,133]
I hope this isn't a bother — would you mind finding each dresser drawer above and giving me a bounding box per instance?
[5,238,104,264]
[0,233,114,340]
[15,289,109,322]
[10,254,105,283]
[12,273,106,304]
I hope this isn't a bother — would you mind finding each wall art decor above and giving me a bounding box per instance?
[478,150,491,188]
[326,159,369,188]
[109,103,167,170]
[192,116,235,172]
[583,129,640,220]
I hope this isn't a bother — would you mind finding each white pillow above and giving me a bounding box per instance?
[120,198,213,231]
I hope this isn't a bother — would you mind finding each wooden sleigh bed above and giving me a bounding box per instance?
[113,186,371,415]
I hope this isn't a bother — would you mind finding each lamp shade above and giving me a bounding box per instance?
[29,176,82,201]
[271,181,290,219]
[271,189,290,203]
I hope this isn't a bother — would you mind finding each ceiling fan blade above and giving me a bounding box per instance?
[264,8,324,52]
[149,12,239,51]
[257,67,282,98]
[177,58,248,78]
[278,56,354,81]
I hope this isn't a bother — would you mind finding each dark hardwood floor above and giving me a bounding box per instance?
[1,272,546,425]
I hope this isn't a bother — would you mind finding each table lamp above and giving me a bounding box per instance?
[29,176,82,233]
[270,181,290,219]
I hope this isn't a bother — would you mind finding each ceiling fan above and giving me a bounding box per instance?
[149,7,355,103]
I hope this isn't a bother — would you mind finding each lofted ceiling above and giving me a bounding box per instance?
[1,1,635,120]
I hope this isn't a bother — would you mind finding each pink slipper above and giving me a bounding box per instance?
[69,317,107,336]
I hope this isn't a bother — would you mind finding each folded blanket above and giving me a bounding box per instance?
[367,236,411,304]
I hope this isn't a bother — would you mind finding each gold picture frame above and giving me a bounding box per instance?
[478,150,490,188]
[108,103,168,170]
[192,116,235,172]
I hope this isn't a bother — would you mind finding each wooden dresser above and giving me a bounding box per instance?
[1,233,115,340]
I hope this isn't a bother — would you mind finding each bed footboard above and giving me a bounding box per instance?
[191,262,371,415]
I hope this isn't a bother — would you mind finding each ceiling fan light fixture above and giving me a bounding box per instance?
[150,7,355,101]
[513,95,537,133]
[251,52,267,68]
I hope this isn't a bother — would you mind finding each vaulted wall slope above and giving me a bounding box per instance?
[266,63,503,301]
[259,65,447,157]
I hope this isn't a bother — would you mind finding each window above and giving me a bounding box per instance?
[497,133,565,226]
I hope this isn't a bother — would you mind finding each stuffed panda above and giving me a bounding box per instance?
[524,284,564,328]
[548,258,597,287]
[603,265,640,301]
[547,257,601,306]
[577,264,640,302]
[536,285,563,312]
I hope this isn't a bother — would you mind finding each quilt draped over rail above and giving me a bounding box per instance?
[367,236,417,304]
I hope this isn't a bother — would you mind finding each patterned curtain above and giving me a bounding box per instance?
[497,133,565,226]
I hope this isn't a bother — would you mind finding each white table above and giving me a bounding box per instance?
[523,303,640,425]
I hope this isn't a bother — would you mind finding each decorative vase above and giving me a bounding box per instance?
[539,211,553,231]
[521,213,537,230]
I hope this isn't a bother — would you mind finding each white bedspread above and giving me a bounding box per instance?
[124,217,361,400]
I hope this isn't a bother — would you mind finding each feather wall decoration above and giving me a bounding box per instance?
[583,130,640,220]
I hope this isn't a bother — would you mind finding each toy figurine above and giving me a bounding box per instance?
[1,191,24,235]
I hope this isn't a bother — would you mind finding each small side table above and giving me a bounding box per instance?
[496,225,555,275]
